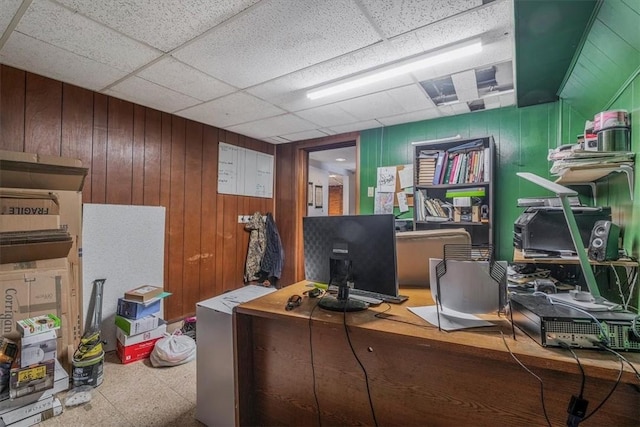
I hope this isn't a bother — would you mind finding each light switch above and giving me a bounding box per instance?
[367,187,374,197]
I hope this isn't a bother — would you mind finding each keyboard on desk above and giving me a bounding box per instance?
[349,288,408,304]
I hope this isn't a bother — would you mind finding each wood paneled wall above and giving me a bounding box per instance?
[0,65,274,321]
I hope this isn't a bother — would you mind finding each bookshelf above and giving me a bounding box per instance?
[413,136,494,245]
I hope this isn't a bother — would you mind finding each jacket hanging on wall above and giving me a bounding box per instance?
[243,212,266,283]
[258,213,285,288]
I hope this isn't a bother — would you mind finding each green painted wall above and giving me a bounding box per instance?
[558,0,639,308]
[360,103,559,261]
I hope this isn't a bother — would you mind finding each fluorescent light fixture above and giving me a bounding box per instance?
[335,157,346,162]
[307,41,482,100]
[412,135,462,146]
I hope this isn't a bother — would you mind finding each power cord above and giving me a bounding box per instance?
[558,342,588,427]
[500,332,552,427]
[342,303,379,427]
[580,357,623,424]
[308,295,323,427]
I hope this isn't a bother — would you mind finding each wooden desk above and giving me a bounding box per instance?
[234,282,640,426]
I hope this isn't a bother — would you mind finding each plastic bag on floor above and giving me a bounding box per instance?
[150,331,196,367]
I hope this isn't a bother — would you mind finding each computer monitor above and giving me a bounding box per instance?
[303,214,398,311]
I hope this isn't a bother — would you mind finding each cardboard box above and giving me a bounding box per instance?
[7,398,62,427]
[124,285,163,303]
[116,321,166,347]
[0,150,87,192]
[17,315,61,338]
[0,259,69,338]
[0,350,68,411]
[0,215,60,233]
[0,235,72,265]
[114,315,160,336]
[19,330,57,368]
[0,190,59,216]
[0,395,53,426]
[116,298,161,320]
[116,337,161,364]
[9,359,55,400]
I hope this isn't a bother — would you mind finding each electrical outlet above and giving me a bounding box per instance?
[238,215,250,223]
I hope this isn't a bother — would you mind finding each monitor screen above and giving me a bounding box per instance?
[303,214,398,297]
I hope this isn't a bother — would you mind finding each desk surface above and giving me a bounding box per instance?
[235,282,640,426]
[236,281,639,382]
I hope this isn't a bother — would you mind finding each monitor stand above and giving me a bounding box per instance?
[318,283,367,312]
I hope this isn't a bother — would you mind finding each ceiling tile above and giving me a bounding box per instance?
[104,76,201,113]
[17,0,161,73]
[377,109,442,126]
[279,129,331,142]
[295,105,359,127]
[0,0,21,37]
[137,57,236,102]
[0,32,127,91]
[173,0,381,88]
[450,102,471,114]
[177,92,285,128]
[226,114,317,139]
[328,120,382,135]
[483,95,502,110]
[412,0,512,52]
[451,70,479,102]
[499,91,515,107]
[385,85,436,111]
[361,0,482,38]
[335,92,407,121]
[56,0,260,52]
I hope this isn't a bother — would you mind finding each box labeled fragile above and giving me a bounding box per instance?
[20,330,57,368]
[116,337,161,364]
[116,298,161,320]
[114,314,160,336]
[116,321,166,347]
[17,314,61,338]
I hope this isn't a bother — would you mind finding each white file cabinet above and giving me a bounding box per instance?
[195,285,276,427]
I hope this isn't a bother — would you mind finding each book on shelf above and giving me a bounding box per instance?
[433,151,446,185]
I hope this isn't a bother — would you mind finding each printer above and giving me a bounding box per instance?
[514,206,611,255]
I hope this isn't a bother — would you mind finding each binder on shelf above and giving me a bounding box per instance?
[433,151,446,185]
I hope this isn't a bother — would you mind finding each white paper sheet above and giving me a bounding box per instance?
[398,165,413,189]
[408,306,493,331]
[397,191,409,213]
[377,166,397,193]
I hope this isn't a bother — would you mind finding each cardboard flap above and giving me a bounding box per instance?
[0,151,87,192]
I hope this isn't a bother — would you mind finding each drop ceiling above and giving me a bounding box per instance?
[0,0,517,144]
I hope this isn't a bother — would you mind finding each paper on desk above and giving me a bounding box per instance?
[407,306,493,331]
[200,285,276,314]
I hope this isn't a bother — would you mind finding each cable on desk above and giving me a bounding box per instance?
[373,303,439,329]
[580,357,623,423]
[500,332,552,427]
[597,344,640,386]
[308,295,324,427]
[558,342,586,398]
[342,303,379,427]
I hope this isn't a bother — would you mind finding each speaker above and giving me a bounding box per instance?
[587,220,620,262]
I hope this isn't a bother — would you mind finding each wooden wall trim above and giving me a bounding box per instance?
[275,133,359,285]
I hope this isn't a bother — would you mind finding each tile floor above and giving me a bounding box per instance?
[38,324,202,427]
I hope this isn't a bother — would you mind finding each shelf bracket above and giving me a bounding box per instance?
[616,164,634,201]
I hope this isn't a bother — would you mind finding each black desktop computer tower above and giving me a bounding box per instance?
[513,207,611,254]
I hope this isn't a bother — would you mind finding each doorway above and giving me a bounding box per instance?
[308,146,356,217]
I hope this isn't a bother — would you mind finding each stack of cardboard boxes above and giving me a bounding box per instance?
[115,285,168,364]
[0,150,86,421]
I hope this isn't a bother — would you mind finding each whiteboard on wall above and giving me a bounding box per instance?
[82,204,165,352]
[218,142,274,198]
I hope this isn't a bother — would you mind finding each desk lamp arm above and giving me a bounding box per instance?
[516,173,601,299]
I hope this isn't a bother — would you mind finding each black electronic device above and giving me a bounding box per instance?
[587,220,620,262]
[509,293,640,352]
[513,206,611,254]
[303,214,399,311]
